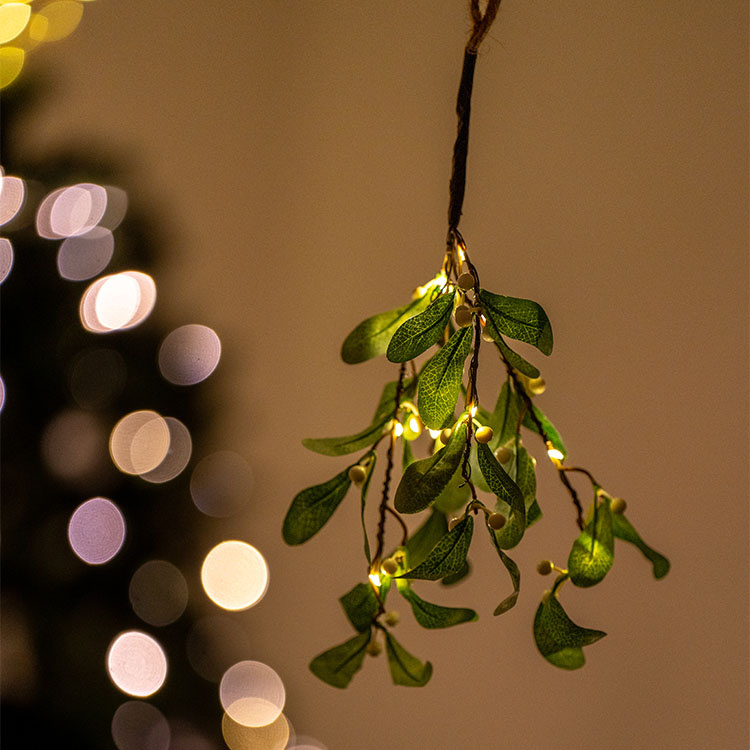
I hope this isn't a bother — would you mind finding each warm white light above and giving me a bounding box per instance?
[393,422,404,437]
[67,497,126,565]
[428,429,441,439]
[106,631,167,698]
[109,410,171,476]
[57,226,114,281]
[408,416,420,433]
[0,174,24,225]
[80,271,156,333]
[48,183,107,237]
[222,712,291,750]
[158,324,222,385]
[368,572,381,588]
[111,701,171,750]
[129,560,189,627]
[0,238,13,283]
[219,661,286,728]
[547,447,564,462]
[0,4,31,45]
[201,541,269,611]
[140,417,192,484]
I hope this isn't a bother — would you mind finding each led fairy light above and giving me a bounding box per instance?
[284,0,669,688]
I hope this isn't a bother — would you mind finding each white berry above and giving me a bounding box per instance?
[494,445,513,463]
[457,273,475,290]
[440,428,453,445]
[381,558,399,576]
[475,425,494,444]
[610,497,627,514]
[348,465,367,484]
[536,560,553,576]
[488,512,506,530]
[454,305,474,328]
[366,639,382,656]
[384,611,400,627]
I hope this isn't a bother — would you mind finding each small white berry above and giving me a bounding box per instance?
[494,445,513,463]
[527,376,546,395]
[381,558,399,576]
[384,611,400,627]
[457,273,475,291]
[610,497,627,514]
[536,560,553,576]
[475,425,494,444]
[348,465,367,484]
[488,512,506,530]
[440,428,453,445]
[366,639,382,657]
[454,305,474,328]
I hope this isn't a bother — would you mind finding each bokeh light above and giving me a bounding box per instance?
[68,347,127,409]
[42,408,108,482]
[190,451,252,517]
[51,182,107,236]
[219,661,285,728]
[0,237,13,283]
[80,271,157,333]
[57,226,114,280]
[28,0,84,43]
[107,631,168,698]
[67,497,126,565]
[0,375,5,413]
[0,46,24,88]
[109,410,170,476]
[185,615,252,683]
[0,3,31,44]
[129,560,188,627]
[287,738,328,750]
[221,712,290,750]
[100,185,128,230]
[140,417,192,484]
[158,324,221,386]
[111,701,171,750]
[201,541,269,611]
[0,174,25,225]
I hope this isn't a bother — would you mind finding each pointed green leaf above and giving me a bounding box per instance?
[386,290,456,363]
[341,295,432,364]
[433,466,471,513]
[440,560,471,586]
[402,439,416,470]
[612,512,670,579]
[417,326,473,429]
[283,467,352,545]
[394,420,468,514]
[309,631,371,688]
[339,583,379,633]
[397,580,477,628]
[568,499,614,587]
[526,499,543,527]
[486,522,521,615]
[372,377,417,423]
[522,404,566,459]
[477,442,526,549]
[534,592,606,669]
[399,515,473,581]
[491,330,541,378]
[492,381,524,446]
[515,443,537,508]
[478,289,553,355]
[384,631,432,687]
[404,509,448,569]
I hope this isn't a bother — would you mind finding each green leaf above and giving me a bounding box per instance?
[491,381,524,446]
[384,631,432,687]
[340,583,379,632]
[433,466,471,513]
[309,631,371,688]
[478,289,553,355]
[404,509,448,569]
[492,330,541,379]
[402,439,416,470]
[526,499,543,527]
[533,591,606,670]
[386,290,456,363]
[515,443,537,509]
[372,377,417,423]
[394,420,468,514]
[396,580,477,628]
[440,560,471,586]
[359,453,376,563]
[341,295,431,364]
[399,515,473,581]
[477,443,526,549]
[486,522,521,615]
[522,404,566,459]
[612,512,670,579]
[283,467,352,545]
[417,326,473,429]
[568,499,614,587]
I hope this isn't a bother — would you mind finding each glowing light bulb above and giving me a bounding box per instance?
[393,422,404,438]
[408,417,420,433]
[428,429,441,440]
[547,447,564,462]
[457,245,466,264]
[468,404,478,418]
[368,572,381,588]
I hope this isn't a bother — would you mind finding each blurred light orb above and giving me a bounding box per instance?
[111,701,170,750]
[222,712,290,750]
[50,182,107,237]
[0,174,25,225]
[68,347,127,409]
[158,324,221,386]
[57,226,114,280]
[0,46,23,89]
[29,0,84,42]
[219,661,285,728]
[67,497,126,565]
[107,631,168,698]
[201,541,269,611]
[0,3,31,44]
[129,560,188,627]
[110,410,171,476]
[100,185,128,230]
[80,271,156,333]
[42,409,107,481]
[287,738,328,750]
[140,417,192,484]
[0,375,5,413]
[35,187,65,238]
[0,238,13,283]
[190,451,252,517]
[185,615,252,683]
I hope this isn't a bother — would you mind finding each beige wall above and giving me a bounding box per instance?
[15,1,748,748]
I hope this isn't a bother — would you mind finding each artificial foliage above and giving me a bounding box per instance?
[284,0,669,688]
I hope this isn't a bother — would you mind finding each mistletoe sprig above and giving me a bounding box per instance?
[284,0,669,688]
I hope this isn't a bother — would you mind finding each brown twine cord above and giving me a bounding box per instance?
[467,0,502,53]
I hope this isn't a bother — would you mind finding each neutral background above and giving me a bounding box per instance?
[14,1,748,748]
